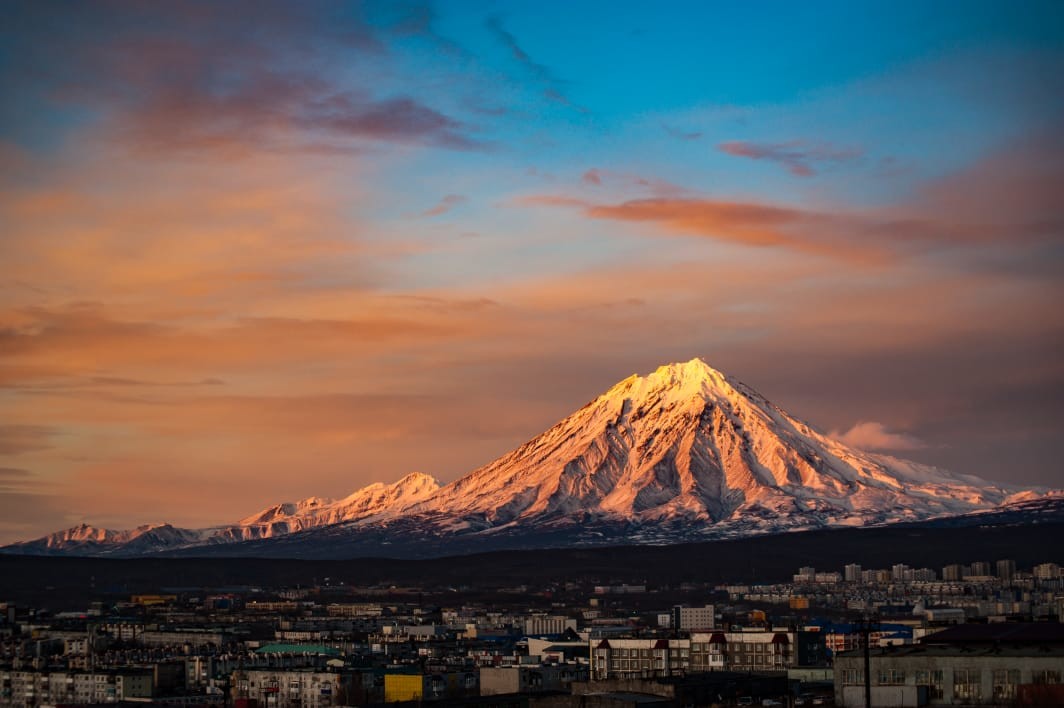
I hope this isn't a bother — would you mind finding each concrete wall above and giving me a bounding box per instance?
[840,685,920,708]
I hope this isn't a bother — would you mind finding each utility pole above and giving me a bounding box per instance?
[853,613,879,708]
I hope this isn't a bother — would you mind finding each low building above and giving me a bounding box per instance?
[480,664,588,695]
[833,623,1064,706]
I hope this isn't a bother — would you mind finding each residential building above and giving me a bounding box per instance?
[232,668,356,708]
[671,605,715,631]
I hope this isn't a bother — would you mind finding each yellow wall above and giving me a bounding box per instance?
[384,674,424,703]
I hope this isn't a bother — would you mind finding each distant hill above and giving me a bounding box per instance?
[2,508,1062,609]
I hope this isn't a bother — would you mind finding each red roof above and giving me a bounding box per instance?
[709,633,727,644]
[597,639,611,649]
[771,633,790,645]
[654,639,670,649]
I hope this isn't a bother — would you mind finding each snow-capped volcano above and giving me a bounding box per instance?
[3,358,1045,558]
[402,358,1023,533]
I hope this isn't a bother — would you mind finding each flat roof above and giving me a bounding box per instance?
[837,644,1064,659]
[921,623,1064,645]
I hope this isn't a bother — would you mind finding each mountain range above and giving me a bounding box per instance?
[3,358,1048,559]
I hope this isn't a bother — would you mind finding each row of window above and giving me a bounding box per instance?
[842,667,1060,698]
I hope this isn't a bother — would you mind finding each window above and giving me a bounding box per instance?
[877,669,905,685]
[953,669,981,701]
[993,669,1020,701]
[1033,670,1061,685]
[928,670,944,700]
[842,669,863,685]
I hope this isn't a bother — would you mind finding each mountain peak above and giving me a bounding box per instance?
[650,357,729,387]
[604,357,738,407]
[395,471,440,489]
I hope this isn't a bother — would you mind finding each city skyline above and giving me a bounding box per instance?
[1,1,1062,544]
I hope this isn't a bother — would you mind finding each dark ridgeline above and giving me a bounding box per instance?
[1,512,1061,608]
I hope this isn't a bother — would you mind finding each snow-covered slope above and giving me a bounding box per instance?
[209,472,441,542]
[2,358,1048,557]
[6,473,441,555]
[390,358,1029,539]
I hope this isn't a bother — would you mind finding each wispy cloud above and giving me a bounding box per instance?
[718,140,863,176]
[3,3,483,156]
[662,123,703,141]
[485,15,586,112]
[422,194,468,217]
[523,131,1064,266]
[0,425,61,455]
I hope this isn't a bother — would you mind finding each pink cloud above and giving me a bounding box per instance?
[422,194,467,217]
[582,169,602,186]
[830,421,927,452]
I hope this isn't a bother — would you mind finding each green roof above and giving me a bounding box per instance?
[255,643,341,656]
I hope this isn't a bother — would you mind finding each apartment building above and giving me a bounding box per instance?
[0,669,152,706]
[231,668,356,708]
[590,629,824,679]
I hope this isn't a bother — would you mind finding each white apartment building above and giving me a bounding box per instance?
[0,669,152,706]
[232,668,353,708]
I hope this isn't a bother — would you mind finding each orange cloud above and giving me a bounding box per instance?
[520,194,885,263]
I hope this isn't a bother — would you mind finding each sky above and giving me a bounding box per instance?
[1,1,1062,544]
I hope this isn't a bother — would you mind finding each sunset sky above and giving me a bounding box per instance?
[1,1,1062,544]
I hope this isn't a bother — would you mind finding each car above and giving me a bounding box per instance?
[795,695,815,706]
[737,698,754,706]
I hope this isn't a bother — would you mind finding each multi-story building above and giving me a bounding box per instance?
[0,669,152,706]
[232,668,358,708]
[672,605,715,631]
[1034,562,1062,580]
[996,559,1017,581]
[591,638,694,679]
[523,614,577,636]
[941,564,963,582]
[590,629,825,679]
